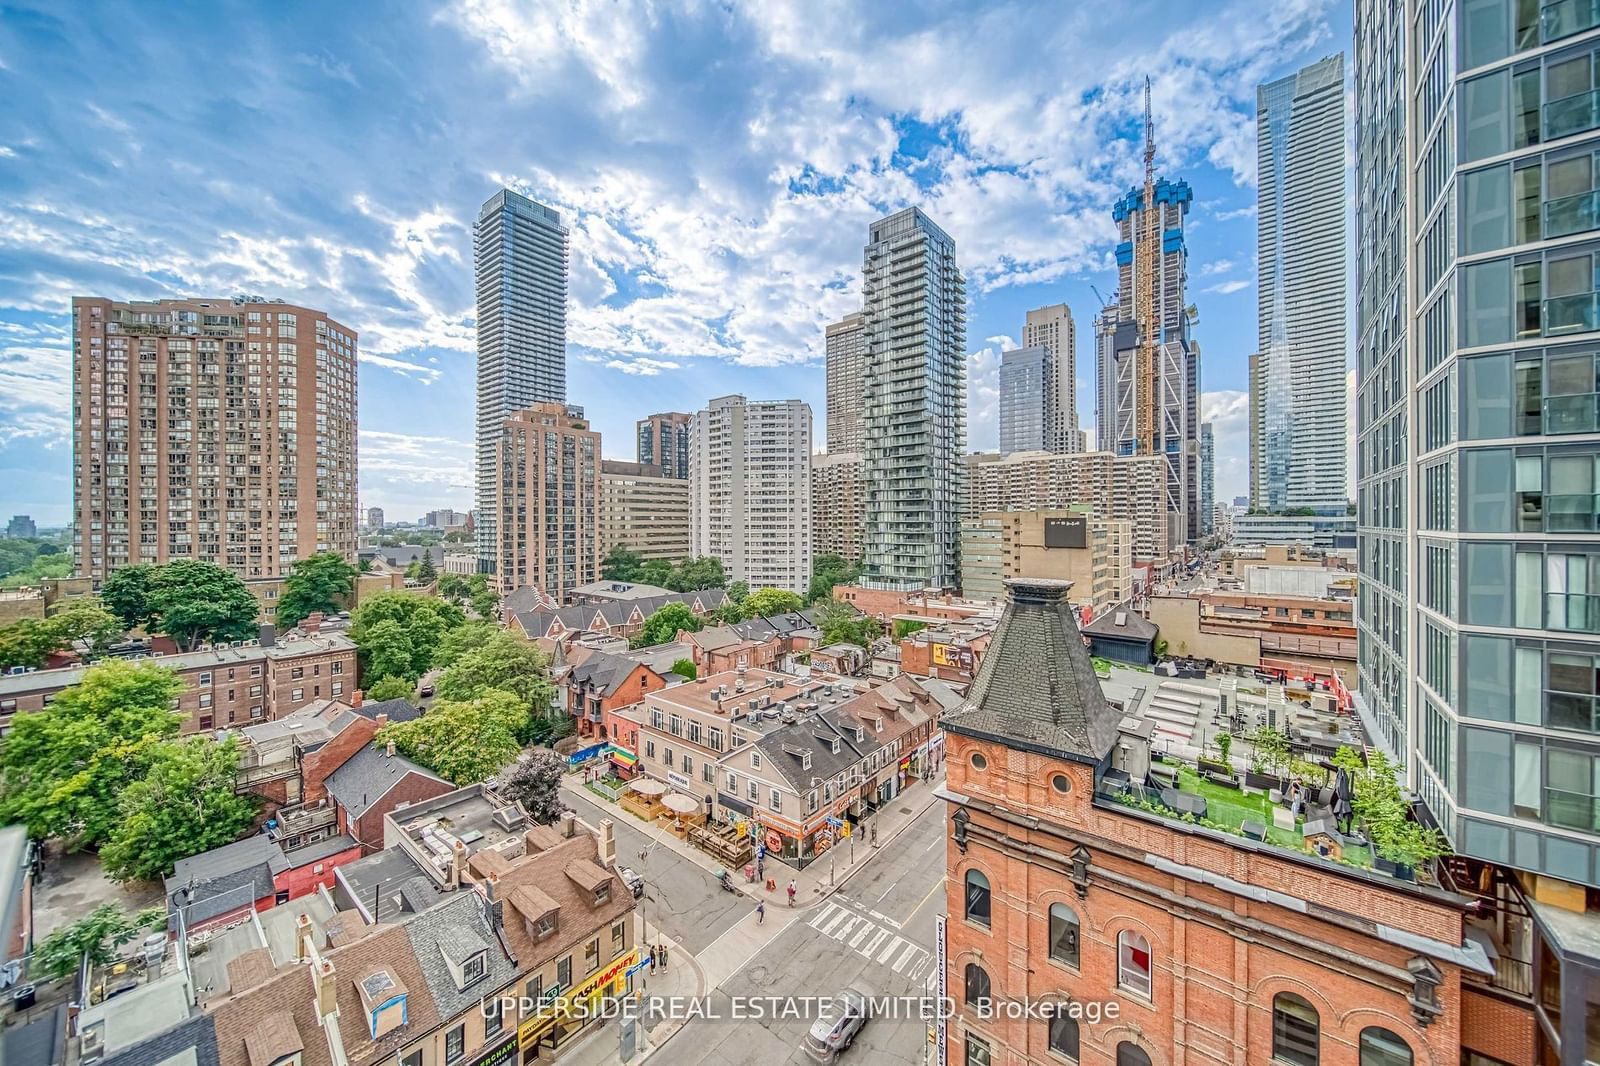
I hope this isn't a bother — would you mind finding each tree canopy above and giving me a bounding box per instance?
[144,561,260,649]
[377,690,527,785]
[435,630,554,717]
[350,592,465,679]
[437,573,498,621]
[99,565,155,630]
[632,602,703,648]
[359,619,417,683]
[0,619,63,671]
[32,904,165,980]
[670,658,697,680]
[670,556,726,591]
[814,598,880,649]
[100,735,258,882]
[277,553,358,628]
[808,554,862,605]
[498,751,566,824]
[601,544,644,582]
[0,599,127,671]
[0,659,183,842]
[364,675,416,702]
[741,587,803,618]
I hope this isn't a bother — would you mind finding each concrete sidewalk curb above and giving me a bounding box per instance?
[822,781,944,901]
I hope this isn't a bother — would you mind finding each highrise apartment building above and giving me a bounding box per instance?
[599,459,690,563]
[997,346,1047,454]
[1200,421,1215,537]
[1092,298,1119,453]
[811,451,865,561]
[689,395,812,595]
[71,297,358,583]
[493,403,599,597]
[825,312,867,454]
[1097,172,1203,546]
[1252,54,1349,515]
[965,450,1170,562]
[1356,4,1600,1056]
[1022,302,1081,452]
[474,189,569,575]
[635,412,690,480]
[364,507,384,531]
[860,208,966,590]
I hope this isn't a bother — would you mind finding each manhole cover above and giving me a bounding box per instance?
[898,807,913,815]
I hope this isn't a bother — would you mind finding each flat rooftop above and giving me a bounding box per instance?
[393,784,527,865]
[190,891,339,1001]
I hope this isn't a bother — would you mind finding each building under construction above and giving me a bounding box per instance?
[1094,92,1202,548]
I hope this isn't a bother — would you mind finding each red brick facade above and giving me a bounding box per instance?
[337,771,454,852]
[299,715,381,805]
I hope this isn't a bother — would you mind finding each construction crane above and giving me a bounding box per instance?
[1135,77,1160,457]
[1089,283,1113,310]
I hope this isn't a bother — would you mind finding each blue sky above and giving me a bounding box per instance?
[0,0,1352,526]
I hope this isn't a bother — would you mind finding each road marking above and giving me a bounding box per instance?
[893,943,920,972]
[923,834,941,851]
[909,957,930,982]
[812,903,848,935]
[876,934,906,964]
[849,924,873,948]
[832,916,860,941]
[868,908,901,929]
[862,929,889,958]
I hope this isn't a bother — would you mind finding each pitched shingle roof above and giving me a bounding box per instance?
[325,744,448,821]
[167,836,287,930]
[1081,603,1159,641]
[353,698,423,724]
[941,579,1120,765]
[402,893,519,1022]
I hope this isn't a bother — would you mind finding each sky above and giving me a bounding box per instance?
[0,0,1354,527]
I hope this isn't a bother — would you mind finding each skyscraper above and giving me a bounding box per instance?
[861,208,966,590]
[997,346,1047,454]
[1092,297,1119,453]
[365,507,385,531]
[1199,421,1214,537]
[600,459,690,563]
[71,297,358,582]
[825,312,867,454]
[689,395,812,595]
[811,451,865,562]
[1357,3,1600,1050]
[1097,108,1202,546]
[474,189,569,575]
[1022,303,1080,452]
[1252,54,1349,515]
[494,403,599,597]
[635,412,690,479]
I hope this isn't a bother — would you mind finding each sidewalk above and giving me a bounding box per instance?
[557,918,707,1065]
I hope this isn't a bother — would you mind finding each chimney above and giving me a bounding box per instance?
[351,689,364,708]
[375,712,389,728]
[559,811,576,839]
[385,739,396,757]
[450,840,467,889]
[598,818,617,866]
[314,958,337,1018]
[258,624,277,649]
[304,612,323,634]
[295,913,314,961]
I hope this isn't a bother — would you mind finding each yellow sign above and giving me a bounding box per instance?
[931,643,968,669]
[517,948,640,1049]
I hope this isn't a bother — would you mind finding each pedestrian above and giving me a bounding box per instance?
[1288,778,1306,822]
[756,901,765,924]
[786,879,796,906]
[658,943,668,970]
[648,945,657,973]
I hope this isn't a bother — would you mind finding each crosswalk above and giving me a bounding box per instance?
[806,899,933,984]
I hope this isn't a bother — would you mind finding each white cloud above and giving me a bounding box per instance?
[1204,279,1250,295]
[1202,389,1250,502]
[1199,258,1236,276]
[604,357,682,376]
[965,334,1016,452]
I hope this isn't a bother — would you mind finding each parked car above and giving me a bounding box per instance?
[619,867,644,899]
[802,987,869,1061]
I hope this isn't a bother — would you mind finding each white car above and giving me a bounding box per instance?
[802,988,869,1061]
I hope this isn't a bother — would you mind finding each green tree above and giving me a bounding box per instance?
[437,573,471,603]
[0,618,63,670]
[101,735,258,882]
[742,587,803,618]
[277,552,358,628]
[601,544,644,582]
[377,690,527,785]
[99,564,155,629]
[415,549,437,582]
[669,658,697,681]
[814,598,881,649]
[434,630,554,714]
[632,602,703,648]
[145,561,259,649]
[365,675,416,702]
[46,599,125,658]
[638,559,673,588]
[351,592,465,676]
[808,553,862,605]
[360,619,417,682]
[498,750,567,824]
[726,581,750,605]
[892,618,928,640]
[0,659,183,842]
[32,904,165,980]
[669,556,726,592]
[708,600,747,625]
[432,620,496,672]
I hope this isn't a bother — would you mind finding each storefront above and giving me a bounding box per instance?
[516,948,640,1061]
[466,1033,518,1066]
[605,743,638,778]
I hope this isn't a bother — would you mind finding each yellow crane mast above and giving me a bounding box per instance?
[1135,77,1159,456]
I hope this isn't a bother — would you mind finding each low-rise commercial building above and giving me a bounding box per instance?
[1230,511,1357,550]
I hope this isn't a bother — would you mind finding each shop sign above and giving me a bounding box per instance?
[666,771,691,789]
[931,643,973,670]
[466,1033,518,1066]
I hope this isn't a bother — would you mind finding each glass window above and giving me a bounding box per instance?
[964,869,991,927]
[1116,931,1152,999]
[1548,651,1600,731]
[1515,69,1541,149]
[1464,353,1512,438]
[1515,358,1544,434]
[1547,748,1598,830]
[1466,448,1514,530]
[1462,165,1511,253]
[1462,70,1510,162]
[1048,1013,1080,1061]
[1464,259,1513,346]
[1464,727,1514,814]
[1516,165,1542,243]
[1358,1027,1414,1066]
[1517,645,1545,724]
[1048,904,1080,967]
[1517,261,1544,337]
[965,1034,991,1066]
[1271,992,1320,1065]
[1116,1044,1153,1066]
[1464,543,1512,626]
[1515,739,1544,817]
[964,963,991,1012]
[445,1024,465,1064]
[1464,635,1513,720]
[1462,0,1510,68]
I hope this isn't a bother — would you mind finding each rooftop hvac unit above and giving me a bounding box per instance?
[492,805,526,831]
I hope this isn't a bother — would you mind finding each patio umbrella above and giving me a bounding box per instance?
[630,779,669,796]
[662,793,699,814]
[1332,767,1354,831]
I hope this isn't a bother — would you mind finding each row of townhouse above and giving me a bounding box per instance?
[504,588,726,643]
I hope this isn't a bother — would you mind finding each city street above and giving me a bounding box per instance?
[562,784,750,953]
[651,803,947,1066]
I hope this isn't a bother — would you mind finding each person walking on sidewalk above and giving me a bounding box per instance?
[787,879,796,906]
[648,945,657,974]
[658,943,669,971]
[756,901,765,924]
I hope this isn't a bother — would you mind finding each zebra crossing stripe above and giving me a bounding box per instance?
[876,935,906,964]
[862,929,889,958]
[849,924,873,948]
[813,904,848,936]
[832,916,860,941]
[892,943,920,972]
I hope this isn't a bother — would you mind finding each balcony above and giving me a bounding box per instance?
[1544,392,1600,433]
[1546,591,1600,633]
[1545,189,1600,238]
[1542,291,1600,335]
[1544,492,1600,531]
[1547,689,1600,732]
[1542,0,1600,42]
[1545,786,1600,831]
[1544,87,1600,142]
